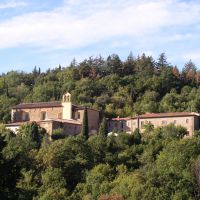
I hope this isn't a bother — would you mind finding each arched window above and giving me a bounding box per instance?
[63,93,71,102]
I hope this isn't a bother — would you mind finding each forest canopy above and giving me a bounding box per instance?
[0,52,200,123]
[0,53,200,199]
[0,122,200,199]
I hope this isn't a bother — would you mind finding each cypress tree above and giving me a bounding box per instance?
[81,107,89,139]
[98,117,108,137]
[133,128,141,144]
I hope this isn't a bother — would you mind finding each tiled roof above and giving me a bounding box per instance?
[111,117,132,121]
[138,112,200,119]
[111,112,200,121]
[12,101,62,109]
[12,102,99,112]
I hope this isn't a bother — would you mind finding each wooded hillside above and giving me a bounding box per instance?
[0,52,200,122]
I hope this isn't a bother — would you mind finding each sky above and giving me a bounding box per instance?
[0,0,200,73]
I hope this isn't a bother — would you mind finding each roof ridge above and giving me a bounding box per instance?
[20,101,61,104]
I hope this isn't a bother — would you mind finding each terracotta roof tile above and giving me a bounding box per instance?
[12,101,62,109]
[138,112,199,118]
[111,117,132,121]
[12,102,99,112]
[111,112,200,121]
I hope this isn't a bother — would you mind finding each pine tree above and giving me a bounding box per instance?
[38,67,41,75]
[81,107,89,139]
[157,53,168,69]
[98,117,108,137]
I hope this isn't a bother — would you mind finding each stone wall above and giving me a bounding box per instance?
[109,115,200,136]
[12,107,63,122]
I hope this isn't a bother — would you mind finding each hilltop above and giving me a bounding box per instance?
[0,52,199,122]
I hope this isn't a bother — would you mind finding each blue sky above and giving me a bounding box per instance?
[0,0,200,73]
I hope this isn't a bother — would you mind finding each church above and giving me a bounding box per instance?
[6,92,100,137]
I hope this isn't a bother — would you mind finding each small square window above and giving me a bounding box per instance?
[186,119,189,123]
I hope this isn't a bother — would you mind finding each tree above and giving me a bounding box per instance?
[18,122,45,148]
[132,128,141,145]
[37,167,69,200]
[81,107,89,139]
[172,66,180,78]
[157,53,169,69]
[99,117,108,137]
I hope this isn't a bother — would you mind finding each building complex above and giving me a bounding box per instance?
[6,92,99,137]
[5,92,200,137]
[108,112,200,137]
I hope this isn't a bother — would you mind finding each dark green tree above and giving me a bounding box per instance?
[133,128,141,144]
[98,117,108,137]
[157,53,168,69]
[81,107,89,140]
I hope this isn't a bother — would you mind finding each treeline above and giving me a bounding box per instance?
[0,52,200,122]
[1,122,200,199]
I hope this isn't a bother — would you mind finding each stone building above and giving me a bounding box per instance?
[6,92,99,136]
[108,112,200,137]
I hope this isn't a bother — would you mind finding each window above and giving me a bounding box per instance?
[141,121,144,128]
[41,111,47,120]
[162,120,167,125]
[121,122,123,129]
[58,113,62,119]
[186,119,189,124]
[186,131,189,136]
[22,112,29,121]
[174,120,176,124]
[78,112,80,119]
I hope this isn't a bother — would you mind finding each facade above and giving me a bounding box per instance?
[6,92,99,136]
[108,112,200,137]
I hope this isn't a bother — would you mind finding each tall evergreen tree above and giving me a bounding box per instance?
[157,53,168,69]
[98,117,108,137]
[81,107,89,139]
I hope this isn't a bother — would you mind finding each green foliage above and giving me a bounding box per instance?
[99,117,108,137]
[133,128,141,145]
[81,107,89,140]
[1,53,200,199]
[0,121,200,199]
[18,122,46,148]
[51,128,65,140]
[37,167,69,200]
[0,53,200,123]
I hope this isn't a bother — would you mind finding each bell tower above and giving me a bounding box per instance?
[62,92,72,120]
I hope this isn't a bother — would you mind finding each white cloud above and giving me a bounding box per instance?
[182,52,200,64]
[0,0,27,9]
[0,0,200,50]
